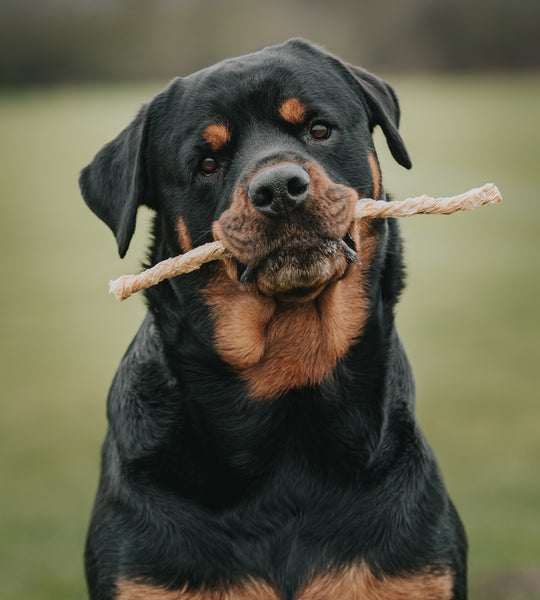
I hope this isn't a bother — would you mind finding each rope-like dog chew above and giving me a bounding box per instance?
[109,241,231,302]
[109,183,502,301]
[353,182,501,219]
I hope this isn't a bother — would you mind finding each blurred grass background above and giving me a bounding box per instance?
[1,1,539,599]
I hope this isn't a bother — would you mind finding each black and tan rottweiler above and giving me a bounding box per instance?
[79,39,467,600]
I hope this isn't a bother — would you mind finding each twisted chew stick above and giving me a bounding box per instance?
[110,183,502,301]
[354,182,501,219]
[109,241,231,302]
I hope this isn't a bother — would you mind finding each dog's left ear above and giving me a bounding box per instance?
[348,65,412,170]
[79,102,153,258]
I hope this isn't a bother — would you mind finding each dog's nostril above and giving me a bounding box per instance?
[287,176,309,198]
[251,186,273,209]
[248,163,310,217]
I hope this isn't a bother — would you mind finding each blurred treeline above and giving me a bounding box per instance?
[1,0,539,86]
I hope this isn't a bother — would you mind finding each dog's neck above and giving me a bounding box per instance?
[148,216,400,391]
[155,219,401,394]
[125,217,411,498]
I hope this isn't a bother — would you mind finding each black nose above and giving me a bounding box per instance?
[248,163,310,217]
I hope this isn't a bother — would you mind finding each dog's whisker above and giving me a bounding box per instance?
[341,239,361,264]
[240,263,257,284]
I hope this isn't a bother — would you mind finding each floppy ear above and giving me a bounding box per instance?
[79,103,152,258]
[347,65,412,170]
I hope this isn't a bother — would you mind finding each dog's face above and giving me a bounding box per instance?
[80,38,410,291]
[80,39,411,398]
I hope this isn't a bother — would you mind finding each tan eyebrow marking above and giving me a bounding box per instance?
[279,98,308,125]
[203,123,231,152]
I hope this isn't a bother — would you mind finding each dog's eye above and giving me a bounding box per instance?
[200,157,219,176]
[309,122,331,140]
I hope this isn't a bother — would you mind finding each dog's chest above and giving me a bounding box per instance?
[115,562,453,599]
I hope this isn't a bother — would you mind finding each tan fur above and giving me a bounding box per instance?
[115,577,278,600]
[368,152,382,200]
[279,98,307,125]
[203,218,379,400]
[203,269,275,370]
[203,123,231,152]
[299,563,454,600]
[116,563,453,599]
[176,217,193,253]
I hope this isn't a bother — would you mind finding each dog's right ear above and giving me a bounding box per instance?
[79,102,152,258]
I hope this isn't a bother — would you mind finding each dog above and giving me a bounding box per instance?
[79,39,467,600]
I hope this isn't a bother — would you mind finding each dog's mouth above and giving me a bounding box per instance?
[213,161,359,303]
[233,231,359,302]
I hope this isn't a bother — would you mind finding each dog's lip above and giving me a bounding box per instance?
[236,231,359,284]
[229,231,359,301]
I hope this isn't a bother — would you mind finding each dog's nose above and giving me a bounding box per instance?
[248,163,310,217]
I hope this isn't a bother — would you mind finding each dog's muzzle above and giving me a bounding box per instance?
[213,161,359,302]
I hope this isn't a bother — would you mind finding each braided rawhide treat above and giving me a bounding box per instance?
[109,183,502,301]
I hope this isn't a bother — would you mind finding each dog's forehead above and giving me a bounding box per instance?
[190,40,327,87]
[180,41,353,120]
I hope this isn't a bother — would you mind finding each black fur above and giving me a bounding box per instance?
[80,39,467,599]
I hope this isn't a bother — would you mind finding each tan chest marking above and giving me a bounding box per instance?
[115,577,278,600]
[116,562,453,599]
[298,563,454,600]
[202,219,379,400]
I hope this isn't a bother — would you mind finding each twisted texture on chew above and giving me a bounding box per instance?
[109,183,502,301]
[109,241,230,301]
[354,182,501,219]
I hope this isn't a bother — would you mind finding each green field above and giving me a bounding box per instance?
[1,75,539,599]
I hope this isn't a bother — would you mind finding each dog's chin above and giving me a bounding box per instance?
[252,240,349,303]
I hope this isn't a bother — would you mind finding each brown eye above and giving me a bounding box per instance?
[309,122,331,140]
[200,157,219,176]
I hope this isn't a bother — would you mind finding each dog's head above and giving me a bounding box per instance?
[80,39,411,397]
[80,39,409,299]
